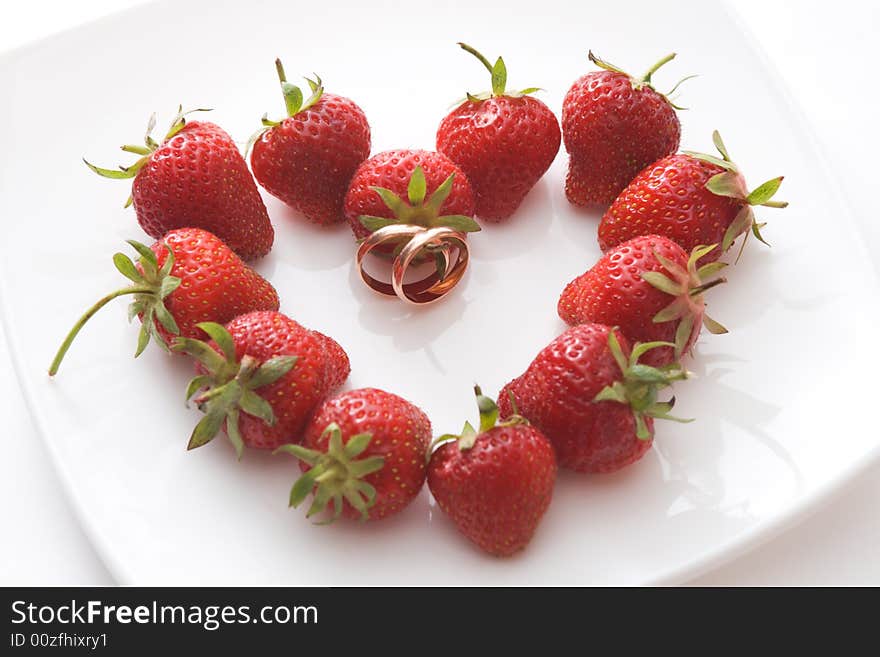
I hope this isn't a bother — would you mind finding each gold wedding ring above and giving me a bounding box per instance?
[356,225,470,305]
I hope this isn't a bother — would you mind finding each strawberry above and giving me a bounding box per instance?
[276,388,431,522]
[558,235,728,366]
[85,108,273,260]
[249,60,371,226]
[562,52,686,206]
[436,43,561,221]
[427,386,556,557]
[599,131,788,262]
[497,324,688,473]
[343,150,478,241]
[172,312,350,455]
[48,228,279,376]
[311,329,352,391]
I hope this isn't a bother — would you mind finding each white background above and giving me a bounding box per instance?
[1,0,877,585]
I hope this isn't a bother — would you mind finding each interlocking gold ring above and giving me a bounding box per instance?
[356,225,470,305]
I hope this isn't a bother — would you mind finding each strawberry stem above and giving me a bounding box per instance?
[587,51,626,76]
[265,59,321,123]
[593,334,691,440]
[275,58,303,117]
[120,144,152,156]
[175,324,297,457]
[475,385,499,433]
[640,52,676,86]
[689,277,727,297]
[457,42,494,74]
[431,385,528,456]
[48,286,153,376]
[276,423,383,523]
[275,57,288,85]
[360,166,480,233]
[455,43,528,98]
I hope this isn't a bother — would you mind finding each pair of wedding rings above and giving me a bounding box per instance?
[356,225,470,305]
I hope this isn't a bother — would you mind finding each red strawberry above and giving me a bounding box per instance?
[249,60,371,226]
[173,312,349,455]
[85,108,273,260]
[343,149,477,241]
[428,386,556,557]
[276,388,431,522]
[599,131,788,262]
[436,43,560,221]
[311,330,351,391]
[497,324,688,473]
[558,235,728,366]
[562,51,685,206]
[48,228,279,376]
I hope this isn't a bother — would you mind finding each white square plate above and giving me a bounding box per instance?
[1,0,877,584]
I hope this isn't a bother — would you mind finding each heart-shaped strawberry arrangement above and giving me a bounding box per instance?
[51,45,786,557]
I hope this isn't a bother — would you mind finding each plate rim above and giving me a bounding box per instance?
[1,0,877,586]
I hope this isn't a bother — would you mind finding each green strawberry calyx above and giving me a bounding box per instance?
[588,50,695,110]
[245,58,325,156]
[456,42,543,102]
[48,239,183,376]
[593,331,692,440]
[275,423,385,524]
[684,130,789,260]
[431,385,529,455]
[83,106,211,207]
[359,165,481,234]
[172,322,297,459]
[641,243,729,358]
